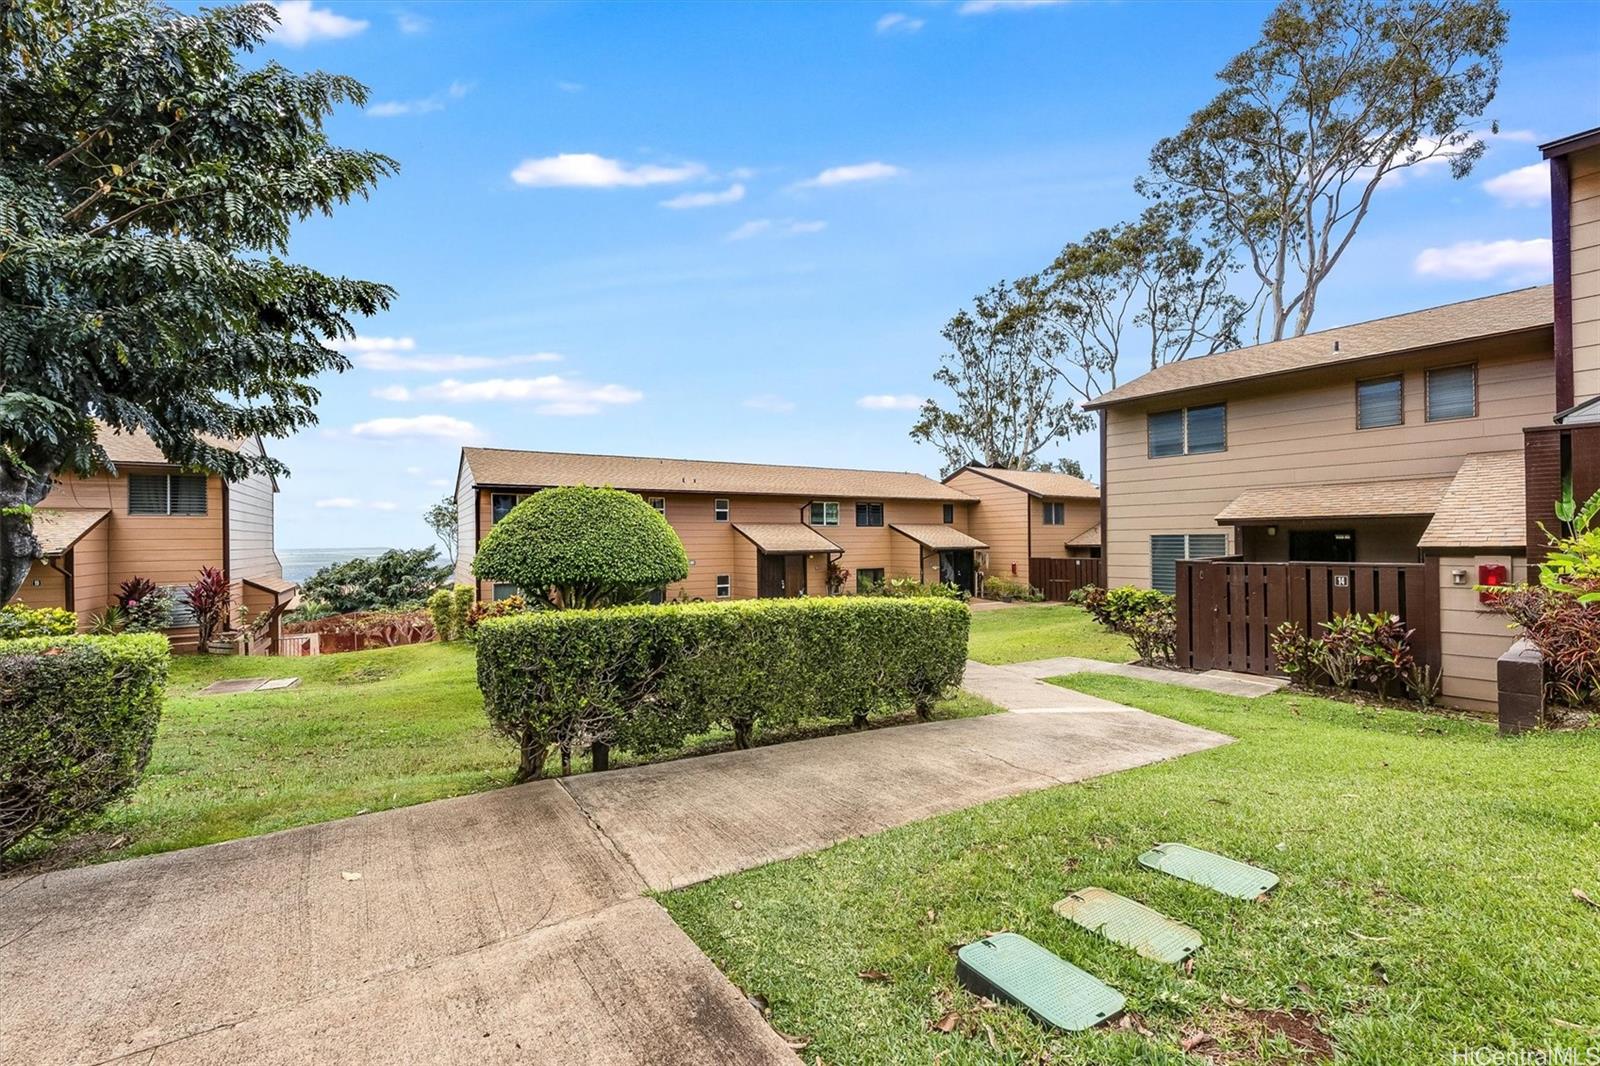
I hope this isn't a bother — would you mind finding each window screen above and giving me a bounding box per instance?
[1357,376,1403,429]
[1147,410,1185,457]
[1042,502,1065,525]
[1150,533,1229,595]
[855,502,884,527]
[168,475,207,515]
[1426,365,1476,421]
[128,475,168,515]
[1185,404,1227,454]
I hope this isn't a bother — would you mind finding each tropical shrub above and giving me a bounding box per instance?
[860,576,966,600]
[306,609,435,649]
[124,586,173,633]
[1066,583,1105,613]
[88,604,127,635]
[1124,603,1177,666]
[1272,614,1425,702]
[473,486,689,609]
[300,548,451,614]
[0,634,169,866]
[466,595,528,637]
[116,576,157,609]
[1269,622,1322,685]
[0,603,76,639]
[981,575,1042,602]
[476,597,969,781]
[185,566,230,649]
[451,584,475,636]
[1496,584,1600,706]
[428,587,456,642]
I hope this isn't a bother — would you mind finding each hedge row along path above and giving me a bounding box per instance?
[0,666,1228,1066]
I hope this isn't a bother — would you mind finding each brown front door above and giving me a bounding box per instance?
[784,554,807,597]
[758,553,806,597]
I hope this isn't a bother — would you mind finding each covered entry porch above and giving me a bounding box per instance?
[733,522,842,598]
[889,523,987,595]
[1214,476,1452,565]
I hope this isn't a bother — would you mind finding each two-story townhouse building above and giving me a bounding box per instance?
[9,425,297,651]
[453,448,991,601]
[942,465,1102,591]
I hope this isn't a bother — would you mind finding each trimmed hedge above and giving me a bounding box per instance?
[0,634,169,866]
[476,597,969,781]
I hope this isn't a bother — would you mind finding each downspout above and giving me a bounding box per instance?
[1098,412,1108,588]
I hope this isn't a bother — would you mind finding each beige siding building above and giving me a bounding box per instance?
[942,466,1100,588]
[9,426,297,652]
[454,449,991,602]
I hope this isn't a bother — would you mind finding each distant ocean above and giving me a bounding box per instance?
[279,547,396,585]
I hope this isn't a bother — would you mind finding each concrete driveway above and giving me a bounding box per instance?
[1,668,1228,1065]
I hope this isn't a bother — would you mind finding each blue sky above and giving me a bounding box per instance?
[258,0,1600,550]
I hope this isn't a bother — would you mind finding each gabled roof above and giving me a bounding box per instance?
[948,465,1099,500]
[1065,525,1101,548]
[732,523,843,554]
[1215,477,1453,524]
[1418,452,1526,550]
[91,423,277,490]
[1087,286,1553,410]
[33,508,111,556]
[461,448,973,502]
[1541,126,1600,159]
[890,524,988,551]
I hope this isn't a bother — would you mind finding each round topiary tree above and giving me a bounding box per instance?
[472,485,690,609]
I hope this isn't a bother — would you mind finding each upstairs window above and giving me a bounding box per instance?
[128,474,207,516]
[855,501,884,527]
[1426,364,1477,422]
[714,498,730,522]
[491,493,524,524]
[810,501,840,526]
[942,503,955,524]
[1148,404,1226,457]
[648,497,667,516]
[1356,375,1404,429]
[1042,502,1065,526]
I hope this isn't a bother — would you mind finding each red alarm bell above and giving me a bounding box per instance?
[1478,563,1508,604]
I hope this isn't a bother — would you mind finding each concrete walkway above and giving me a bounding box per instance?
[993,655,1288,698]
[1,673,1230,1066]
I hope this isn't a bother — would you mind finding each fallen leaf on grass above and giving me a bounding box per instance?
[1116,1013,1155,1037]
[1182,957,1195,976]
[930,1012,960,1033]
[776,1032,810,1050]
[1349,931,1390,942]
[1221,993,1247,1008]
[1180,1030,1216,1052]
[341,871,361,881]
[856,969,892,983]
[1573,888,1599,910]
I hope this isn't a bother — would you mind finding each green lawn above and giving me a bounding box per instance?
[14,640,996,869]
[664,676,1600,1064]
[967,604,1133,664]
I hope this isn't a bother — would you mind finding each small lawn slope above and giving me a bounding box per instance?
[967,604,1132,665]
[664,676,1600,1064]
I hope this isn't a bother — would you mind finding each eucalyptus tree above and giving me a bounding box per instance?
[0,0,395,601]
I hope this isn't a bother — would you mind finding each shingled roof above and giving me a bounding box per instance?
[1215,476,1454,524]
[948,465,1099,499]
[1088,286,1553,409]
[1418,452,1526,549]
[461,448,972,502]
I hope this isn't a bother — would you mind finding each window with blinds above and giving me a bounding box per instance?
[1357,375,1403,429]
[1148,404,1226,457]
[127,474,207,516]
[855,501,884,527]
[1147,410,1185,457]
[1426,364,1476,422]
[1150,533,1230,595]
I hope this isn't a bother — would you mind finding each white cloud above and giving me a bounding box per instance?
[743,394,796,413]
[355,351,564,372]
[726,218,827,241]
[419,376,643,416]
[314,497,360,509]
[795,162,904,188]
[405,466,427,476]
[371,384,412,401]
[350,414,485,442]
[428,478,451,488]
[1483,163,1549,207]
[1490,128,1538,143]
[338,335,415,353]
[368,500,399,511]
[660,183,746,209]
[510,153,706,188]
[876,12,925,33]
[395,11,428,33]
[269,1,368,46]
[857,394,923,410]
[1413,238,1551,281]
[369,81,472,118]
[958,0,1068,12]
[557,81,585,94]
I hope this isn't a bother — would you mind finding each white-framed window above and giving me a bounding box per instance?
[809,501,840,526]
[648,496,667,516]
[715,574,731,598]
[128,474,207,516]
[1426,364,1477,422]
[490,493,527,523]
[714,498,730,522]
[1149,533,1230,595]
[1147,403,1227,457]
[1042,501,1065,525]
[1356,374,1403,429]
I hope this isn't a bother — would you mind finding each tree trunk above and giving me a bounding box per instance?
[915,699,932,722]
[732,717,753,750]
[0,462,53,606]
[559,743,571,776]
[852,711,868,730]
[515,736,549,783]
[590,740,610,772]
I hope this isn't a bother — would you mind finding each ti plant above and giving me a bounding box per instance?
[1540,488,1600,604]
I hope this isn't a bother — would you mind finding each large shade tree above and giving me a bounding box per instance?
[0,0,395,602]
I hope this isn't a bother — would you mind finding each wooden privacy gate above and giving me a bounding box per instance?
[1174,559,1440,675]
[1029,557,1102,601]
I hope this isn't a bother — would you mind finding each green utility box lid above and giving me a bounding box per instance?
[1138,842,1279,900]
[1053,887,1203,964]
[955,933,1124,1032]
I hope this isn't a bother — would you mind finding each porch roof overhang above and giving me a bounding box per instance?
[1066,525,1101,548]
[1214,477,1453,525]
[889,524,988,551]
[243,575,300,604]
[32,508,111,556]
[1418,452,1526,550]
[732,523,843,554]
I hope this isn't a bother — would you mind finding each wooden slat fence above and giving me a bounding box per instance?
[1029,557,1102,601]
[1175,560,1438,676]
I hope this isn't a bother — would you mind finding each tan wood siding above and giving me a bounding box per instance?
[1029,498,1099,562]
[1436,553,1527,714]
[944,470,1031,587]
[453,459,477,588]
[70,518,111,624]
[1572,147,1600,404]
[14,560,67,612]
[1103,340,1554,587]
